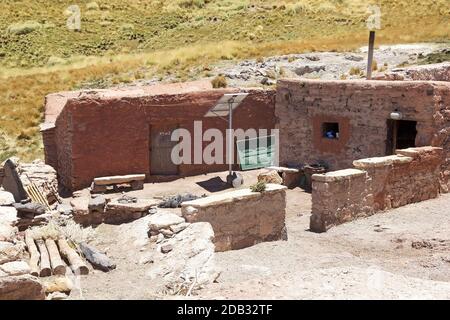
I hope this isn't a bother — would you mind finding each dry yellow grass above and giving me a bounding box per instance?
[0,0,448,161]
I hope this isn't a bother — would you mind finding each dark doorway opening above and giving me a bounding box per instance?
[386,120,417,155]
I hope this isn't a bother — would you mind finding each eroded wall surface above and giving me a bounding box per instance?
[52,87,275,191]
[275,80,450,190]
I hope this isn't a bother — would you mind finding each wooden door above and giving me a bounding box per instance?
[150,125,179,175]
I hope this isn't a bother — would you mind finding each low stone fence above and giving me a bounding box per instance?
[181,184,287,252]
[310,147,443,233]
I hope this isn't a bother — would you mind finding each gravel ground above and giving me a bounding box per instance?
[68,170,450,300]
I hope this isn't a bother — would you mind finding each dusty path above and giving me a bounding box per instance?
[69,171,450,299]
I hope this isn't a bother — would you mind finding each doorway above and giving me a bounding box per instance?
[386,119,417,155]
[150,124,179,175]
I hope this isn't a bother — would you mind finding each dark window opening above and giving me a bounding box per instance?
[386,120,417,155]
[322,122,340,139]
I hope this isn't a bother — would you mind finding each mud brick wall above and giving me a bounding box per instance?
[53,88,275,191]
[40,126,57,171]
[181,184,287,252]
[275,80,450,190]
[311,147,443,232]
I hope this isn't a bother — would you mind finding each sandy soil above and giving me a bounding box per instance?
[68,170,450,300]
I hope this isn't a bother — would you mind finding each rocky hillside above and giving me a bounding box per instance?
[0,0,449,161]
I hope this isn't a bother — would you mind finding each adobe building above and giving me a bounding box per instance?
[41,81,276,191]
[275,79,450,191]
[41,79,450,193]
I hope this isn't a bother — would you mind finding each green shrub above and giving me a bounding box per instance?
[250,181,267,193]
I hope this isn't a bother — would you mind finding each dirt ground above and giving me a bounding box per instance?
[68,170,450,300]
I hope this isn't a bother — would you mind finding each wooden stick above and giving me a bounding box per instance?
[45,238,66,276]
[36,239,52,277]
[24,230,40,277]
[57,238,89,275]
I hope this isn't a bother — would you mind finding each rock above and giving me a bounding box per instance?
[79,242,116,272]
[57,204,73,216]
[88,195,106,212]
[149,206,158,215]
[159,194,202,208]
[156,233,164,244]
[148,212,185,232]
[0,191,14,206]
[0,206,18,225]
[0,261,31,276]
[161,244,173,254]
[47,292,68,300]
[294,65,326,76]
[0,224,18,242]
[13,202,46,217]
[258,170,283,184]
[160,228,174,238]
[0,274,45,300]
[170,222,190,234]
[147,222,219,292]
[344,54,364,61]
[0,241,23,264]
[139,253,154,265]
[41,276,73,293]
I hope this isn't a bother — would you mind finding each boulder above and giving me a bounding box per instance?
[0,274,45,300]
[13,202,46,218]
[88,195,106,213]
[0,206,18,225]
[0,241,23,264]
[147,222,219,292]
[0,191,14,206]
[258,170,283,185]
[104,197,158,224]
[0,261,31,276]
[148,212,185,232]
[0,225,17,242]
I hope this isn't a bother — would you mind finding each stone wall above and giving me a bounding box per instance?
[0,191,45,300]
[310,147,443,232]
[181,184,287,252]
[50,86,275,191]
[275,80,450,190]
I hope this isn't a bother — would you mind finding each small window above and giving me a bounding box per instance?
[322,122,340,139]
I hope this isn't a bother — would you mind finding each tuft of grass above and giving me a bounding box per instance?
[211,75,227,88]
[250,181,267,193]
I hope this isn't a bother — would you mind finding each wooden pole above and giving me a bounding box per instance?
[36,239,52,277]
[366,31,376,80]
[58,238,89,275]
[45,238,66,276]
[24,230,40,277]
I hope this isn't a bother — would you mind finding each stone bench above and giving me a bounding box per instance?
[181,184,287,252]
[90,174,145,193]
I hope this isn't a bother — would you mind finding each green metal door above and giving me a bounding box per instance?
[236,135,276,170]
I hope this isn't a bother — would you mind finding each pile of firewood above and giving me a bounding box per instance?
[25,230,89,277]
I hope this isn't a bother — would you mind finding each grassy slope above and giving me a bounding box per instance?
[0,0,449,161]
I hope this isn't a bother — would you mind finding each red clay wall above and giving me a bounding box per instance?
[56,88,275,191]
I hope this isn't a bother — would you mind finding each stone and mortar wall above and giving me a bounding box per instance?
[181,184,287,252]
[53,88,275,191]
[1,191,45,300]
[310,147,443,232]
[275,80,450,190]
